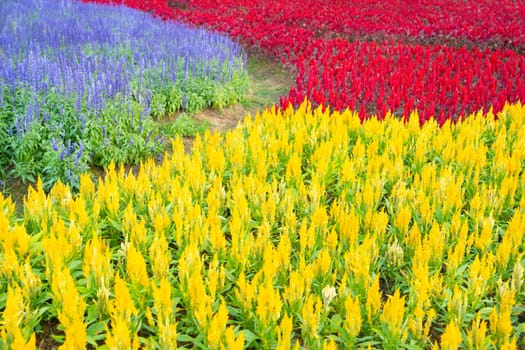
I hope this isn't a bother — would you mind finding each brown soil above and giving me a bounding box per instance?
[192,103,248,133]
[36,318,62,350]
[5,178,27,214]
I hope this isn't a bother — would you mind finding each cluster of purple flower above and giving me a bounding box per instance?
[1,0,246,119]
[0,0,247,188]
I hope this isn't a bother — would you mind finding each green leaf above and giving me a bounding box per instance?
[177,334,195,343]
[86,321,107,344]
[330,313,343,329]
[242,329,259,346]
[86,303,100,324]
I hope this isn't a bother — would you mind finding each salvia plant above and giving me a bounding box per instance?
[0,0,248,190]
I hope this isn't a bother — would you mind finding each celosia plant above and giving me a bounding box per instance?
[1,101,524,349]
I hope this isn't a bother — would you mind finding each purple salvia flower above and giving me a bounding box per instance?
[182,94,187,110]
[60,147,67,161]
[80,114,86,131]
[74,142,83,166]
[51,139,59,152]
[67,139,73,156]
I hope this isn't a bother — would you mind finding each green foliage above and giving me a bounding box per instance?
[84,96,164,168]
[143,57,249,116]
[162,113,209,138]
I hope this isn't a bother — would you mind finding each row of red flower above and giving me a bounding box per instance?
[168,0,525,51]
[84,0,525,123]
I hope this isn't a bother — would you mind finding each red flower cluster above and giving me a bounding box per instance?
[170,0,525,52]
[84,0,525,123]
[291,39,525,124]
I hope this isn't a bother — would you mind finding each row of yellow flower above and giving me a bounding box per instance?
[1,101,524,349]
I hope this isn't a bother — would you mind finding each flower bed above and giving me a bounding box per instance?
[1,101,524,348]
[171,0,525,51]
[2,1,525,349]
[0,0,247,189]
[98,0,525,123]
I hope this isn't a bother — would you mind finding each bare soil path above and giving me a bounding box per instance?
[192,50,293,133]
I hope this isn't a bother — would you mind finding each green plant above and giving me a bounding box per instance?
[162,113,209,138]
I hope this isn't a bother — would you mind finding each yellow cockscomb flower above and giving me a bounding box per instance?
[256,279,282,326]
[126,243,150,289]
[440,319,462,350]
[380,289,406,335]
[344,294,362,338]
[110,275,138,321]
[301,294,322,340]
[276,314,294,350]
[149,232,170,281]
[366,275,382,323]
[1,285,35,349]
[224,326,244,350]
[207,300,228,349]
[466,312,488,350]
[83,233,112,289]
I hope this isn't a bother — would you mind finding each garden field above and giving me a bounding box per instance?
[1,0,525,349]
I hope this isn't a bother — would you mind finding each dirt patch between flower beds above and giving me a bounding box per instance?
[191,49,293,134]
